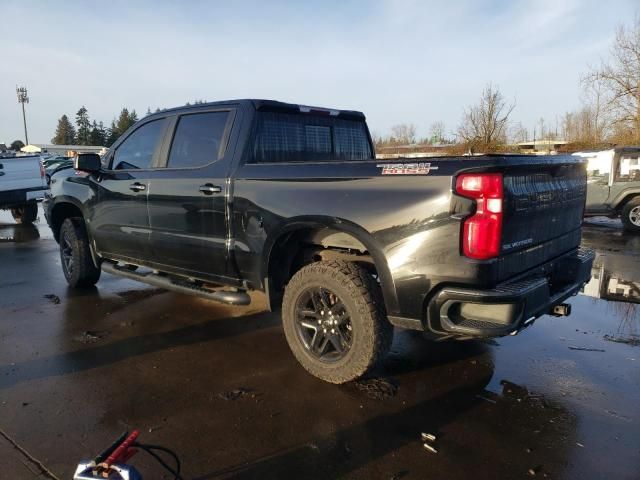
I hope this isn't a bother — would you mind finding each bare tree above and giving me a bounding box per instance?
[428,121,446,144]
[580,73,608,142]
[390,123,416,145]
[509,122,529,144]
[457,83,515,151]
[584,16,640,143]
[537,117,547,140]
[562,106,606,145]
[370,131,384,147]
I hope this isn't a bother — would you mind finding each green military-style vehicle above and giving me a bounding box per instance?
[580,147,640,232]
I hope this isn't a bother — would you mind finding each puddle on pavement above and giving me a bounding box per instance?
[0,223,40,243]
[0,206,52,242]
[580,225,640,343]
[481,224,640,480]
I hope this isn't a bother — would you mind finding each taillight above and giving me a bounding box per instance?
[455,173,503,260]
[39,162,45,178]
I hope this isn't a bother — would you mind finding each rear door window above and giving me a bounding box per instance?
[112,119,166,170]
[250,112,373,163]
[167,111,230,168]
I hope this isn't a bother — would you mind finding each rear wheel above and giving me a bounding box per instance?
[621,197,640,233]
[282,260,393,384]
[59,217,101,288]
[11,202,38,224]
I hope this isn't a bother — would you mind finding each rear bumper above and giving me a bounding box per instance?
[425,248,594,337]
[0,187,47,209]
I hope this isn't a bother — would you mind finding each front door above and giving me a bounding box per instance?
[91,117,168,263]
[585,152,613,212]
[147,109,236,281]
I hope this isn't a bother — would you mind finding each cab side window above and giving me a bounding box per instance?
[112,119,166,170]
[167,112,230,168]
[616,155,640,182]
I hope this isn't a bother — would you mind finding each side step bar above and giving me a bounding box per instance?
[101,262,251,306]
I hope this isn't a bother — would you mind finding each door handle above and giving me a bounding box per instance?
[129,182,146,192]
[199,184,222,194]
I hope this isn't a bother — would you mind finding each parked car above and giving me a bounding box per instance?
[0,154,47,224]
[578,146,640,231]
[43,157,74,184]
[44,99,594,383]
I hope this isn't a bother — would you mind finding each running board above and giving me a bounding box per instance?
[101,262,251,306]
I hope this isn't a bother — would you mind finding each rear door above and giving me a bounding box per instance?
[91,117,169,263]
[146,108,237,281]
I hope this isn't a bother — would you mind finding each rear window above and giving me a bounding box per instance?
[250,112,373,163]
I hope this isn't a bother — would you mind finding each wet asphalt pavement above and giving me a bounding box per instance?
[0,207,638,479]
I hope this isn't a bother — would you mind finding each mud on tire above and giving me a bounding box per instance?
[59,217,101,288]
[282,260,393,384]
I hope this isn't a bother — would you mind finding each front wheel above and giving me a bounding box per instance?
[11,202,38,224]
[621,198,640,233]
[282,260,393,384]
[59,217,101,288]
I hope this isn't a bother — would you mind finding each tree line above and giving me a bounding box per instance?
[51,107,139,147]
[375,16,640,153]
[49,101,208,147]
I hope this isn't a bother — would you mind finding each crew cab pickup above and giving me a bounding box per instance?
[44,99,594,383]
[0,154,47,224]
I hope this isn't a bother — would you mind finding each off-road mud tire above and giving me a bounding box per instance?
[59,217,101,288]
[282,260,393,384]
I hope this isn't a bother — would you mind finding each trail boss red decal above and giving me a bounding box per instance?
[377,162,438,175]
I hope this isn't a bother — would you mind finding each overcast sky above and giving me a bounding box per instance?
[0,0,637,144]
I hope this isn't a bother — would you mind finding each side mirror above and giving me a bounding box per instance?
[75,153,102,173]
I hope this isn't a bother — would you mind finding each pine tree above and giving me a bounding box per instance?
[52,115,76,145]
[106,120,119,147]
[115,108,137,137]
[97,121,107,144]
[75,106,91,145]
[89,121,107,146]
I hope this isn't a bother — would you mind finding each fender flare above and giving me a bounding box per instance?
[262,216,399,315]
[611,189,640,210]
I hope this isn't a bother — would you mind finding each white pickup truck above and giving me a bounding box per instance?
[0,155,47,224]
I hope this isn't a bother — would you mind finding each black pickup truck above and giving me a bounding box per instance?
[44,99,594,383]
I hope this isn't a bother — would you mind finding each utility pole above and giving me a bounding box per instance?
[16,86,29,145]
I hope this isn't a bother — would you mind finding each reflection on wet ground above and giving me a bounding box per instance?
[0,222,41,243]
[0,209,638,479]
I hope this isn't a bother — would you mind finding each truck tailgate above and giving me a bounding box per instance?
[0,156,45,192]
[498,162,587,280]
